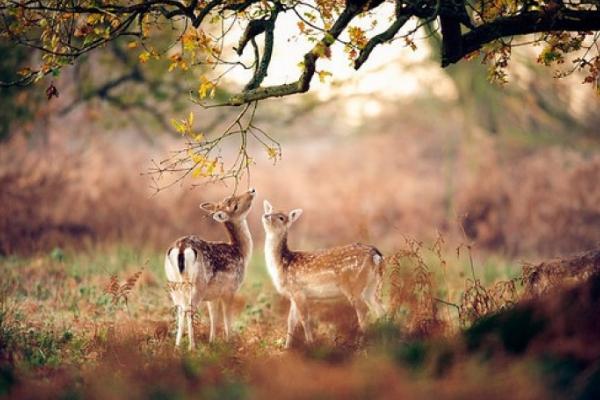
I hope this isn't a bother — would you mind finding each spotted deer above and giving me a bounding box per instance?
[164,188,256,349]
[262,200,385,348]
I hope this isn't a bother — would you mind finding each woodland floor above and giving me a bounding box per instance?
[1,244,599,399]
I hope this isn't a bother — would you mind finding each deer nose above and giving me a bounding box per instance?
[248,188,256,195]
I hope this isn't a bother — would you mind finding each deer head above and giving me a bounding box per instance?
[262,200,302,236]
[200,188,256,223]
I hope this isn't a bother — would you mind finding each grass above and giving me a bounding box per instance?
[0,241,521,355]
[0,243,597,399]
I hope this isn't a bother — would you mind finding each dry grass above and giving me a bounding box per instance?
[458,148,600,257]
[2,242,599,399]
[3,126,600,259]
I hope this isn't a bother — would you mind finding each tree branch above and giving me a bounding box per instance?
[354,0,416,69]
[226,0,382,105]
[243,6,280,90]
[443,9,600,66]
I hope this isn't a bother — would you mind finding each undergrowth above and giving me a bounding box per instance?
[0,241,598,399]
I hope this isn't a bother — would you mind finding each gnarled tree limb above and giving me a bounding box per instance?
[443,9,600,66]
[354,0,417,69]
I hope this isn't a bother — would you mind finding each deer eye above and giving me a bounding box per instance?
[278,216,284,221]
[233,204,238,211]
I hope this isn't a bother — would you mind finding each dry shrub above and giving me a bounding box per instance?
[458,278,497,326]
[521,247,600,297]
[456,243,519,326]
[0,136,222,254]
[389,234,526,334]
[0,139,93,255]
[489,279,518,309]
[249,130,450,250]
[2,117,454,255]
[3,112,600,260]
[457,278,518,326]
[459,149,600,256]
[388,237,448,338]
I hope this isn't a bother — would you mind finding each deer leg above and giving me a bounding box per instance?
[292,295,313,344]
[363,292,385,320]
[221,296,235,341]
[186,305,195,350]
[362,273,385,319]
[184,284,198,350]
[353,298,370,331]
[285,301,300,348]
[175,305,184,347]
[341,286,370,331]
[207,301,220,343]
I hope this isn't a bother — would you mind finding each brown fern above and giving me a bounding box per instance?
[388,237,446,337]
[489,279,518,310]
[104,270,142,310]
[458,278,496,327]
[105,274,120,300]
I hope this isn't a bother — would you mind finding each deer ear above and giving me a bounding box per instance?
[288,209,303,224]
[213,211,229,222]
[199,202,216,213]
[263,200,273,214]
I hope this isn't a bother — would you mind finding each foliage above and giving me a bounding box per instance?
[1,0,599,185]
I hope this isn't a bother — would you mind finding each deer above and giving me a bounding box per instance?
[164,188,256,350]
[262,200,385,348]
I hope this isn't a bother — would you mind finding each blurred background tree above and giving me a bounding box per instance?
[0,41,40,140]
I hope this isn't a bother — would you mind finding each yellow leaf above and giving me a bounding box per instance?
[297,21,306,33]
[170,119,186,135]
[348,26,367,48]
[198,76,216,99]
[139,51,150,63]
[266,146,279,160]
[86,14,104,25]
[182,31,199,52]
[17,67,32,76]
[141,15,150,37]
[188,149,205,164]
[191,167,205,178]
[317,70,332,83]
[127,41,138,49]
[205,159,217,175]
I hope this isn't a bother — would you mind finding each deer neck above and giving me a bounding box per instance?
[264,231,292,293]
[224,219,252,264]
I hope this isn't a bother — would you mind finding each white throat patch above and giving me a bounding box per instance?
[264,233,284,293]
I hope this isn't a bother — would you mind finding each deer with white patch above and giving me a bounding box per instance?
[262,200,385,348]
[164,188,256,349]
